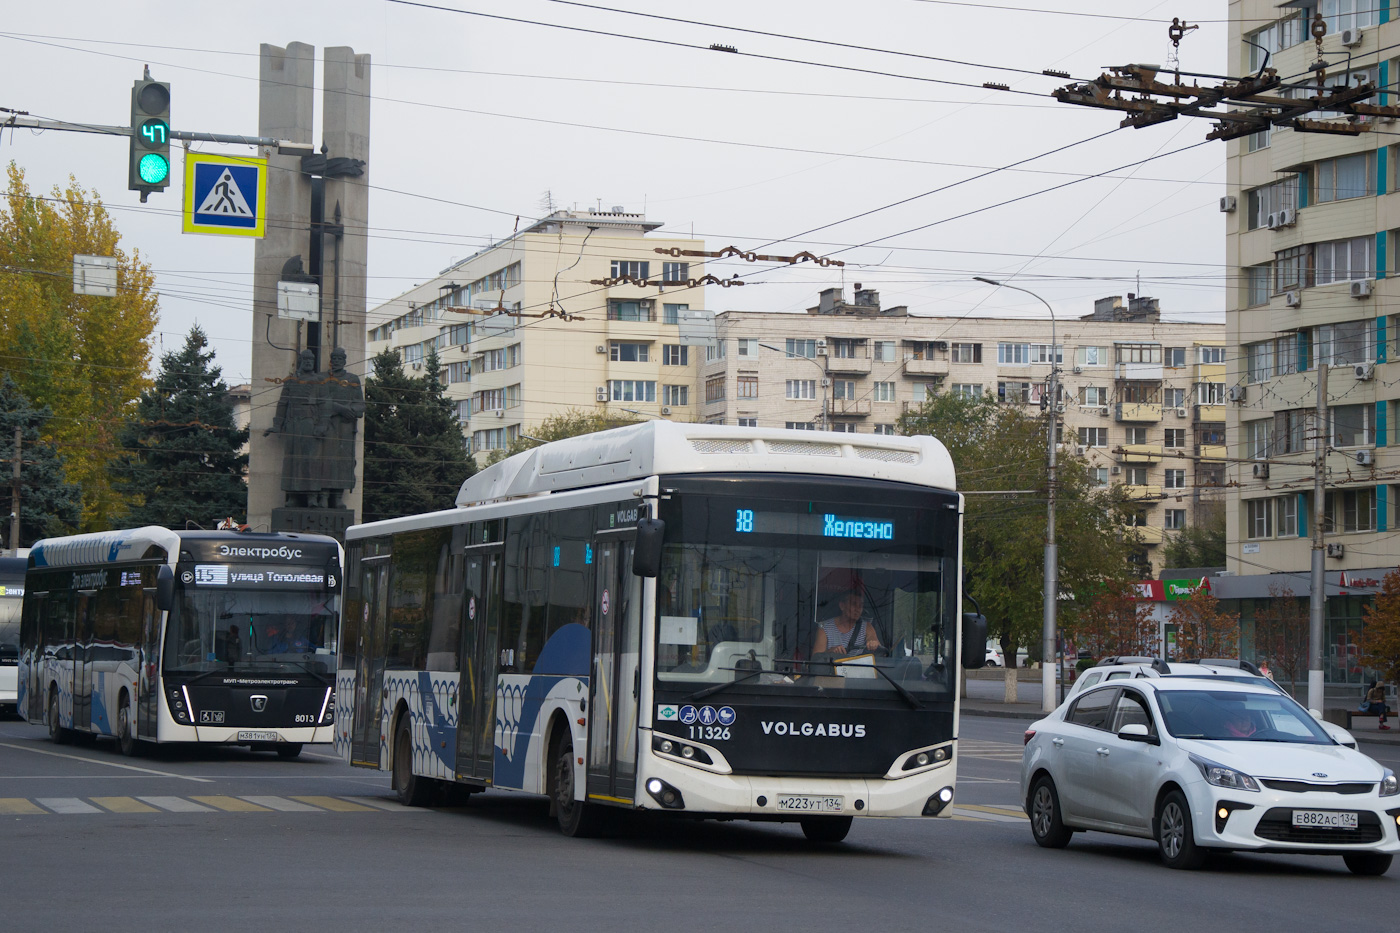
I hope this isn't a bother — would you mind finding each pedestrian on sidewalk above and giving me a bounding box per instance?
[1362,680,1390,730]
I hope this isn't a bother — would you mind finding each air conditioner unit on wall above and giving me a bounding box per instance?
[1252,462,1269,479]
[1266,212,1280,229]
[1355,362,1375,381]
[596,344,607,353]
[495,409,504,419]
[1350,280,1373,299]
[1277,207,1296,226]
[661,406,672,415]
[1110,465,1121,475]
[1219,195,1237,213]
[1284,290,1301,308]
[1327,542,1346,558]
[1075,444,1087,456]
[411,361,422,370]
[1356,449,1374,466]
[1176,408,1188,418]
[596,386,608,402]
[1227,386,1246,402]
[816,339,828,356]
[1342,27,1364,47]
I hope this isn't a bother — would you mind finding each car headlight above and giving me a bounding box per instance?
[1381,769,1398,798]
[1190,753,1260,792]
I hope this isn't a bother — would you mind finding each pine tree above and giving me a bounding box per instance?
[0,374,81,545]
[111,326,248,527]
[362,348,474,524]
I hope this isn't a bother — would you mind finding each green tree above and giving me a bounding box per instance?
[898,393,1137,666]
[111,326,248,527]
[1065,581,1158,659]
[485,408,644,466]
[1359,568,1400,683]
[0,163,159,529]
[362,348,475,524]
[0,374,81,545]
[1162,500,1226,568]
[1167,587,1239,659]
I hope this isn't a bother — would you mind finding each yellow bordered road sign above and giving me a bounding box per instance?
[183,152,267,238]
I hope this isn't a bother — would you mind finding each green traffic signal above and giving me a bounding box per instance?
[129,72,170,199]
[138,152,169,185]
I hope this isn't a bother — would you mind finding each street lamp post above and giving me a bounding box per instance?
[975,277,1060,712]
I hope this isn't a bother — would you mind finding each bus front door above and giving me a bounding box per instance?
[586,537,640,804]
[455,550,500,784]
[350,559,389,768]
[72,592,95,732]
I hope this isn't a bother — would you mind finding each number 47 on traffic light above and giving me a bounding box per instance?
[129,68,170,202]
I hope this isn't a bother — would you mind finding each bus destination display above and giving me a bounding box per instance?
[734,509,894,540]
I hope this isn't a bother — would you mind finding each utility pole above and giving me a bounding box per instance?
[1308,365,1328,711]
[976,277,1059,712]
[8,427,19,556]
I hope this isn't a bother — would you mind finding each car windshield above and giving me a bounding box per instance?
[1157,689,1332,743]
[164,586,339,675]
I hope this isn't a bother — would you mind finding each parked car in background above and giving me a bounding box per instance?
[1022,678,1399,874]
[985,641,1005,667]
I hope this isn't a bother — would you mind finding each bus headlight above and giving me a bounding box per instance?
[319,687,335,724]
[168,687,192,725]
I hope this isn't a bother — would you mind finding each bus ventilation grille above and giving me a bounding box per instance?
[855,448,918,463]
[692,439,755,454]
[766,442,841,457]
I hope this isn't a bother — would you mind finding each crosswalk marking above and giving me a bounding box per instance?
[953,804,1027,822]
[289,795,373,812]
[349,796,410,811]
[137,796,214,812]
[37,797,101,814]
[957,739,1025,762]
[239,796,322,812]
[92,796,159,813]
[191,795,273,812]
[0,798,45,814]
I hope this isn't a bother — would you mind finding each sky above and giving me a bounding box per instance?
[0,0,1232,384]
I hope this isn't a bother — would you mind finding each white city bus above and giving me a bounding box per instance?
[338,423,985,840]
[18,527,342,757]
[1,557,24,716]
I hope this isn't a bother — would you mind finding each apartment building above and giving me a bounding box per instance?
[1223,2,1399,683]
[365,209,706,460]
[703,288,1225,574]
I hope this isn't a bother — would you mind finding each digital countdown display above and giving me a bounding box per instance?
[734,509,895,540]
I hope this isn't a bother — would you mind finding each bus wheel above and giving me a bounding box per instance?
[117,699,139,757]
[800,816,853,843]
[392,716,432,807]
[276,743,303,760]
[47,691,71,745]
[552,738,604,838]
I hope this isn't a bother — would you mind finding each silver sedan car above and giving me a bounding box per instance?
[1021,678,1400,874]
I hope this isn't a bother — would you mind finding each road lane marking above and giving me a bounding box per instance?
[239,796,322,812]
[0,798,46,814]
[191,795,273,812]
[92,796,159,813]
[952,804,1027,822]
[0,741,214,783]
[290,795,373,812]
[137,796,214,812]
[38,797,101,814]
[348,796,410,811]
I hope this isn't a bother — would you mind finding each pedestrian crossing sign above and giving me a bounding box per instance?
[182,152,267,238]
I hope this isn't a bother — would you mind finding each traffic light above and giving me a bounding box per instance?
[129,71,170,200]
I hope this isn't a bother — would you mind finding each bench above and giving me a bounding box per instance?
[1322,707,1390,730]
[1344,708,1386,730]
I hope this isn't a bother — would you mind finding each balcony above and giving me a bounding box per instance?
[1194,362,1225,382]
[1125,525,1165,545]
[1116,402,1162,422]
[1119,444,1163,464]
[902,358,948,377]
[1122,484,1163,501]
[1194,403,1225,423]
[831,398,872,417]
[825,356,873,375]
[1116,362,1163,381]
[1196,444,1226,463]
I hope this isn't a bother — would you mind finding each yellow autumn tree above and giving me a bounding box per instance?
[0,163,158,529]
[1167,587,1240,659]
[1359,568,1400,683]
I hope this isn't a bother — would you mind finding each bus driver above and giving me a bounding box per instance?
[813,573,880,656]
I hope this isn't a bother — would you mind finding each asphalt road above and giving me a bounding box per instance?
[1,714,1395,932]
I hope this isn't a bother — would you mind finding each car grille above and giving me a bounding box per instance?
[1260,780,1374,795]
[1254,808,1382,845]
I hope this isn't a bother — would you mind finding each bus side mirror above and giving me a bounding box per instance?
[961,612,987,670]
[632,518,665,578]
[155,565,175,612]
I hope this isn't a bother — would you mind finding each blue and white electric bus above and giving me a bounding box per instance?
[337,423,984,840]
[18,527,342,757]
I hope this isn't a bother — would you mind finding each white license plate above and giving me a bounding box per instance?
[238,731,279,743]
[775,795,844,813]
[1291,809,1358,830]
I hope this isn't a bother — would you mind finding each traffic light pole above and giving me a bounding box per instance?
[0,115,311,154]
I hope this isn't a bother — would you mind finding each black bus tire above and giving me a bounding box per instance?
[276,743,303,760]
[47,690,70,745]
[553,737,604,838]
[117,695,139,757]
[393,715,433,807]
[800,816,853,843]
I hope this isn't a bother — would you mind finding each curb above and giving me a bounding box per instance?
[962,706,1044,722]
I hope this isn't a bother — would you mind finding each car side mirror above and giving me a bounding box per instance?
[1117,723,1157,744]
[155,565,175,612]
[961,612,987,670]
[632,517,664,578]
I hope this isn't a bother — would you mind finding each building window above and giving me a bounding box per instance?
[1246,265,1271,307]
[1078,427,1108,447]
[706,340,726,362]
[1274,245,1310,292]
[1163,387,1186,409]
[1116,343,1162,364]
[1329,404,1374,447]
[445,361,472,384]
[1030,344,1064,365]
[1245,419,1273,459]
[610,260,650,280]
[610,380,656,403]
[1274,409,1313,455]
[1246,499,1274,539]
[1312,319,1375,366]
[705,376,726,403]
[1165,469,1186,489]
[1247,178,1297,230]
[662,261,689,282]
[1246,14,1305,72]
[873,341,897,362]
[1321,0,1379,37]
[1277,495,1298,537]
[1120,382,1160,405]
[1126,467,1149,485]
[830,338,864,359]
[662,345,689,366]
[736,338,759,357]
[455,399,472,424]
[609,299,654,322]
[786,379,817,400]
[663,385,689,406]
[997,343,1029,365]
[476,388,505,412]
[1164,347,1186,368]
[872,381,895,402]
[950,383,982,399]
[1327,487,1377,533]
[1247,125,1270,152]
[1093,467,1109,486]
[786,338,817,359]
[1246,341,1274,383]
[737,375,758,399]
[1165,509,1186,531]
[1314,236,1374,285]
[785,421,816,431]
[999,381,1031,404]
[737,417,756,427]
[832,379,856,400]
[1080,386,1107,406]
[610,342,650,362]
[1164,429,1185,448]
[505,384,522,408]
[1196,383,1226,405]
[663,303,687,325]
[830,422,857,433]
[1315,152,1375,203]
[1076,346,1106,367]
[1125,427,1148,445]
[872,424,895,435]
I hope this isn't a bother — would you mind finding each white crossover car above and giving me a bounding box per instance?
[1021,678,1399,874]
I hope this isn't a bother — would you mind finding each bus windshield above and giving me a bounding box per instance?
[164,585,339,675]
[655,483,958,701]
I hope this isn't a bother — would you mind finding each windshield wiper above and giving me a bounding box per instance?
[683,666,763,702]
[868,662,922,710]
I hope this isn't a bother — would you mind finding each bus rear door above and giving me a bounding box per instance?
[586,536,640,804]
[350,557,390,768]
[455,549,501,784]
